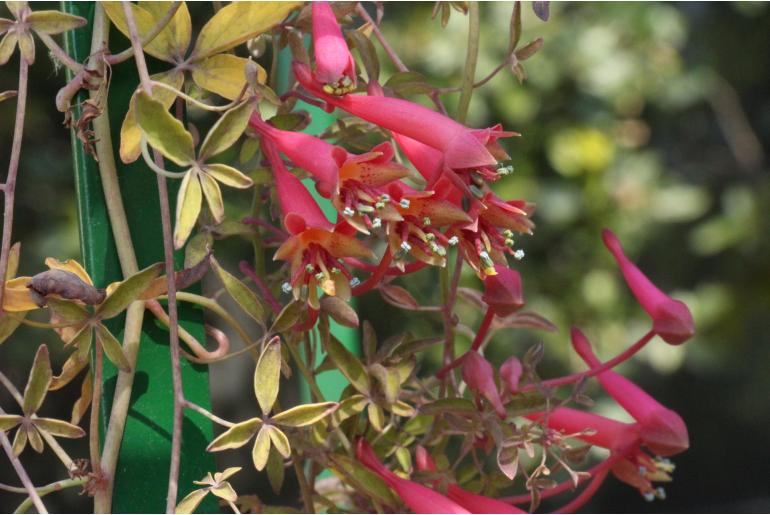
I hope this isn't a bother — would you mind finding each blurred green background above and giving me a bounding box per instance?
[2,2,769,512]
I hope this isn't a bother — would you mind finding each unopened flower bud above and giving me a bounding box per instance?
[462,351,506,419]
[482,265,524,317]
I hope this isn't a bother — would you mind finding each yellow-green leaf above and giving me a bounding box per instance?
[320,296,359,328]
[0,32,17,66]
[22,345,51,416]
[0,89,17,103]
[27,426,44,453]
[17,31,33,64]
[254,337,281,416]
[251,425,271,471]
[211,257,265,324]
[199,100,254,161]
[209,481,237,503]
[206,417,261,452]
[270,300,302,333]
[120,70,184,163]
[70,370,92,425]
[46,298,89,325]
[214,466,241,483]
[199,171,224,224]
[11,425,27,455]
[34,417,85,438]
[266,425,290,458]
[326,335,371,395]
[6,2,27,18]
[368,363,399,406]
[6,242,21,279]
[96,262,163,320]
[328,455,399,509]
[0,415,22,431]
[367,403,385,432]
[143,1,191,58]
[266,446,285,494]
[96,323,131,372]
[190,2,301,59]
[26,10,86,34]
[191,54,264,101]
[0,312,22,345]
[391,400,415,418]
[135,90,195,166]
[175,488,209,514]
[203,164,253,189]
[102,1,187,62]
[174,171,203,249]
[50,332,90,390]
[332,394,368,426]
[271,402,338,428]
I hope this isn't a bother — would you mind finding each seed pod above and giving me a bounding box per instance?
[27,269,106,306]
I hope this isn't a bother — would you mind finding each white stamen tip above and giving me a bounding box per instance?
[448,236,459,246]
[399,199,411,209]
[281,282,292,294]
[343,207,355,217]
[350,277,361,287]
[643,492,656,502]
[514,250,525,260]
[400,241,412,252]
[372,218,382,228]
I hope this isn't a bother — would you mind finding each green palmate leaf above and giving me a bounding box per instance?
[265,425,290,458]
[34,417,85,438]
[420,398,477,415]
[390,400,415,418]
[508,1,522,53]
[175,488,209,515]
[174,171,203,249]
[27,426,44,453]
[325,335,371,395]
[6,2,27,18]
[17,31,33,64]
[50,333,90,390]
[497,444,519,480]
[252,425,272,471]
[333,394,368,425]
[190,2,301,60]
[199,101,254,161]
[367,403,385,431]
[95,323,131,372]
[384,71,433,97]
[184,233,212,269]
[0,32,18,66]
[199,171,224,223]
[22,345,52,416]
[214,467,242,483]
[11,426,27,455]
[206,417,261,452]
[96,262,163,320]
[254,337,281,415]
[102,1,189,62]
[211,257,265,324]
[135,91,195,166]
[26,10,86,34]
[0,415,22,431]
[271,402,338,428]
[266,447,285,494]
[0,313,22,345]
[210,482,237,503]
[46,298,89,325]
[202,164,253,189]
[328,455,399,508]
[368,364,400,406]
[191,54,265,101]
[270,301,301,333]
[320,296,359,328]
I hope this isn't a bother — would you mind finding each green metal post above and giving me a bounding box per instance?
[62,3,216,512]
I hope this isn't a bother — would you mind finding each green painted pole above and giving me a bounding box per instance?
[62,3,216,512]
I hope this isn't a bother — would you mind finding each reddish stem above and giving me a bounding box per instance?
[239,260,282,315]
[434,306,494,379]
[520,329,656,393]
[344,256,426,275]
[551,468,611,514]
[242,216,288,239]
[352,248,393,296]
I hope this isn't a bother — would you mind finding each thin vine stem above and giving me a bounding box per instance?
[0,431,47,514]
[36,32,82,73]
[12,478,87,514]
[456,2,480,124]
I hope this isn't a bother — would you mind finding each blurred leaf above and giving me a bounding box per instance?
[175,488,209,514]
[0,313,22,345]
[325,334,371,395]
[497,444,519,480]
[17,31,33,64]
[515,37,544,61]
[211,257,265,324]
[70,370,92,425]
[320,296,359,328]
[191,2,301,59]
[252,425,272,471]
[384,71,433,97]
[347,29,379,83]
[22,345,51,416]
[0,32,17,66]
[96,323,131,373]
[26,10,86,34]
[270,300,303,333]
[508,1,522,53]
[369,363,399,405]
[96,262,163,320]
[421,398,476,415]
[493,311,558,333]
[379,284,419,310]
[532,1,550,21]
[210,481,237,503]
[0,90,17,103]
[254,336,281,415]
[0,415,21,431]
[266,446,285,494]
[367,403,385,431]
[272,402,338,427]
[207,417,261,452]
[328,454,399,509]
[332,394,368,425]
[184,233,212,269]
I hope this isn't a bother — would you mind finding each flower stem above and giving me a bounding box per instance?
[435,305,494,379]
[456,2,480,124]
[183,400,234,428]
[0,56,28,311]
[352,248,392,295]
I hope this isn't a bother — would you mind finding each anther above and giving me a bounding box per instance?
[343,207,355,217]
[281,282,292,294]
[399,198,411,209]
[400,241,412,252]
[423,217,431,226]
[349,277,361,287]
[371,218,382,228]
[514,250,525,260]
[643,492,656,502]
[448,236,459,246]
[305,264,315,273]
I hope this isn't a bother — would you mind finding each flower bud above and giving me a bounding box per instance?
[602,229,694,344]
[481,265,524,317]
[312,1,356,94]
[500,356,523,393]
[462,351,506,419]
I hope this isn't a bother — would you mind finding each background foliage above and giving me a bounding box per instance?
[1,2,769,512]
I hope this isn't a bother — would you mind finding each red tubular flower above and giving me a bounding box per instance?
[570,328,689,457]
[295,62,515,178]
[263,141,374,309]
[602,229,694,345]
[312,0,356,95]
[356,439,470,514]
[462,351,506,419]
[415,447,526,514]
[482,265,524,317]
[250,116,409,234]
[527,408,676,501]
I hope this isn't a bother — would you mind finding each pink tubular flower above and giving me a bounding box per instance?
[482,265,524,317]
[415,447,526,514]
[294,62,515,176]
[312,0,356,94]
[263,141,373,309]
[462,351,506,419]
[602,229,694,345]
[356,439,470,514]
[250,115,409,234]
[571,328,689,456]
